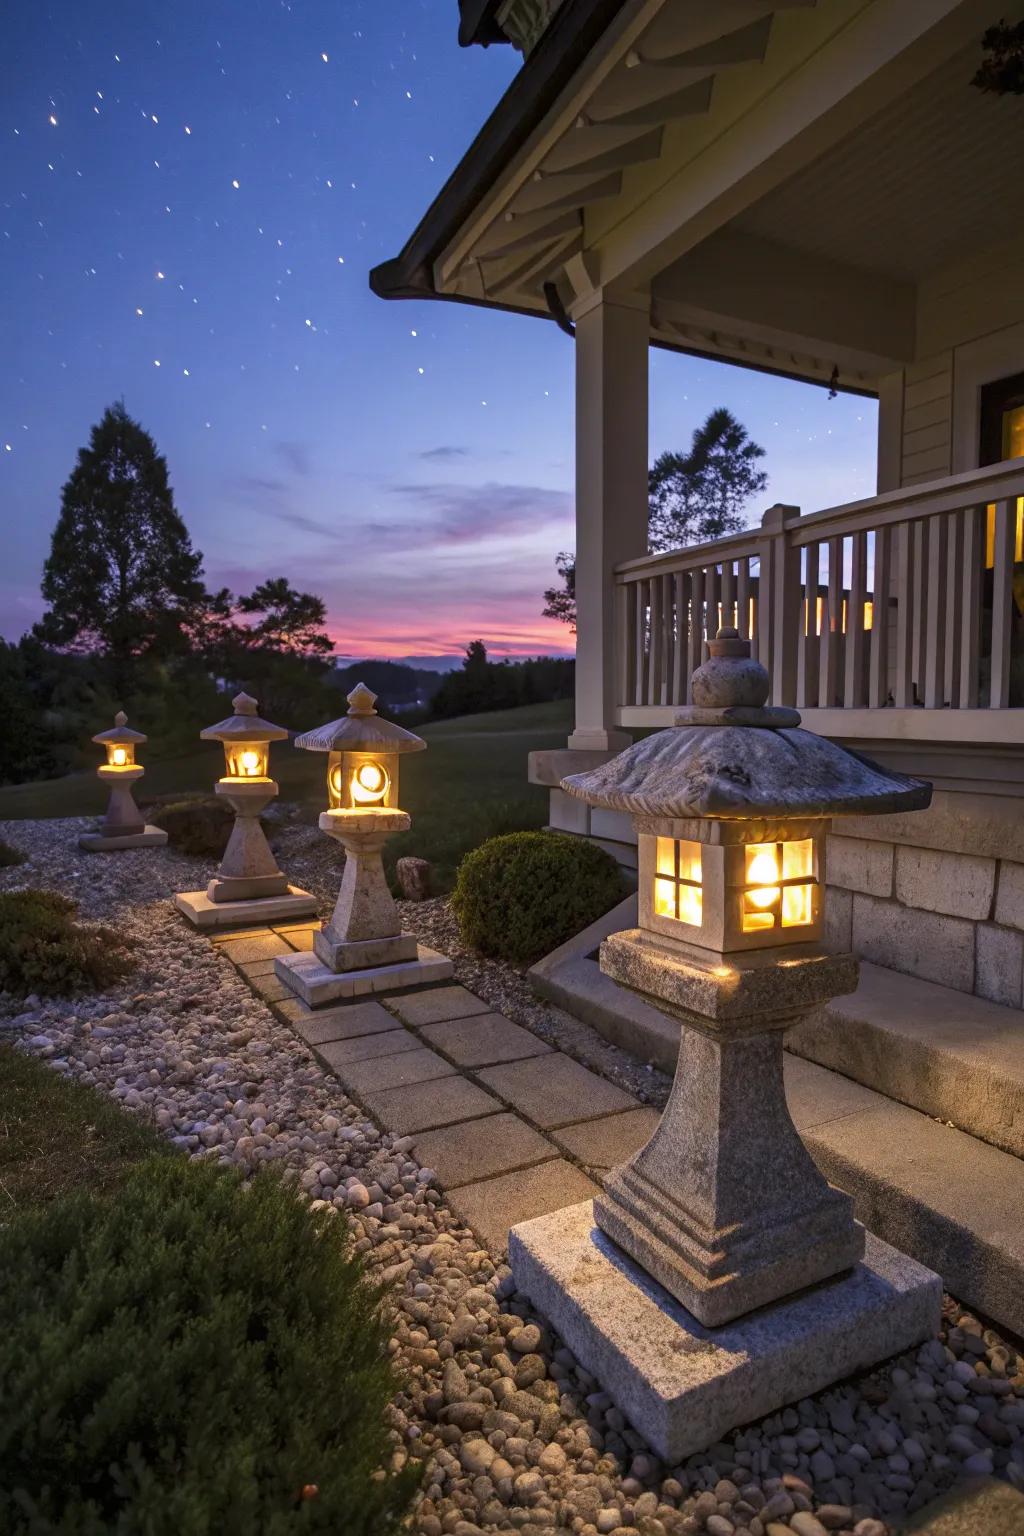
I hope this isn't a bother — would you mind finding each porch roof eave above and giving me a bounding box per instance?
[368,0,625,310]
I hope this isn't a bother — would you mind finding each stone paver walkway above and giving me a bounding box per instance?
[205,919,660,1251]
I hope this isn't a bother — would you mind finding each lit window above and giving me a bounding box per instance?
[743,839,815,932]
[653,837,702,926]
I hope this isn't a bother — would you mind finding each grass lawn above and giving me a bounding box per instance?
[0,1045,167,1214]
[0,698,575,892]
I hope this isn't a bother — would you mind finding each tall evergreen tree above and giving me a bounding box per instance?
[35,403,206,691]
[647,406,768,553]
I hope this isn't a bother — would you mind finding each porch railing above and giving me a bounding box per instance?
[615,459,1024,742]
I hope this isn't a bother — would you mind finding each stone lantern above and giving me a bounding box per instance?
[79,712,168,852]
[275,683,452,1006]
[174,693,316,930]
[509,631,942,1461]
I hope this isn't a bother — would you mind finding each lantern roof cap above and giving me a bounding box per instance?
[562,631,931,820]
[92,709,147,746]
[200,692,290,742]
[294,683,427,755]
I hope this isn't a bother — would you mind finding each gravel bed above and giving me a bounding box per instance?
[2,817,1023,1536]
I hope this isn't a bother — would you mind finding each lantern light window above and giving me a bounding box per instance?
[743,838,815,932]
[653,836,702,927]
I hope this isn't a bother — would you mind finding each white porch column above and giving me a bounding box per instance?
[569,288,650,752]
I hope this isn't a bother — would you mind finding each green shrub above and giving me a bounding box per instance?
[0,1157,418,1535]
[0,836,25,867]
[452,830,627,964]
[151,796,237,858]
[0,888,132,997]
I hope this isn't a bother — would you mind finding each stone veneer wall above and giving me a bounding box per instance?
[825,789,1024,1008]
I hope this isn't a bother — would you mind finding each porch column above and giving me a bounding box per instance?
[569,289,650,751]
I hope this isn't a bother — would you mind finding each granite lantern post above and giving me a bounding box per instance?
[510,630,943,1461]
[79,712,168,852]
[275,683,452,1005]
[174,693,316,930]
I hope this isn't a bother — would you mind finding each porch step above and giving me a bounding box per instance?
[787,1056,1024,1338]
[788,962,1024,1160]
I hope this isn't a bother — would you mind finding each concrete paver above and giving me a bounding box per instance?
[478,1052,639,1130]
[288,1000,398,1046]
[389,985,492,1027]
[360,1075,502,1136]
[412,1112,557,1188]
[218,932,293,963]
[316,1029,421,1068]
[211,926,275,944]
[449,1160,600,1254]
[551,1106,661,1170]
[248,971,292,1002]
[274,925,319,951]
[337,1046,458,1096]
[420,1013,552,1068]
[237,957,278,977]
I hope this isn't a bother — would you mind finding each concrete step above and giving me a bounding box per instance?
[788,961,1024,1160]
[786,1055,1024,1338]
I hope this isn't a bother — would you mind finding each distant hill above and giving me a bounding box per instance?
[329,659,445,713]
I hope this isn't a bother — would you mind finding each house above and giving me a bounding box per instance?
[374,0,1024,1001]
[373,1,1024,1328]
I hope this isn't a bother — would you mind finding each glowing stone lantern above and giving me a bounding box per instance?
[507,631,941,1462]
[79,712,168,852]
[173,693,316,930]
[274,683,452,1006]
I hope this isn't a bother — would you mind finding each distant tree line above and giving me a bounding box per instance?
[0,403,574,786]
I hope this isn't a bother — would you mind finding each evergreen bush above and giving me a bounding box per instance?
[0,1157,418,1535]
[0,836,25,867]
[151,796,238,858]
[0,888,132,997]
[452,830,627,964]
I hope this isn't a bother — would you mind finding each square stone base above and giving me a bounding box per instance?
[509,1200,941,1463]
[275,944,453,1006]
[79,825,168,852]
[174,886,317,931]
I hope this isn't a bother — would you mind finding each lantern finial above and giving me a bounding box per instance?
[114,709,128,727]
[232,692,259,716]
[347,682,378,716]
[691,628,770,711]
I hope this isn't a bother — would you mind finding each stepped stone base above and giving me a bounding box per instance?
[510,1200,941,1463]
[275,944,452,1006]
[80,825,168,852]
[174,886,316,930]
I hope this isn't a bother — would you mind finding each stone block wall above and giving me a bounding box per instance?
[825,820,1024,1007]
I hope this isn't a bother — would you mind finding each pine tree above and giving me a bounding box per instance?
[648,406,768,554]
[35,403,206,692]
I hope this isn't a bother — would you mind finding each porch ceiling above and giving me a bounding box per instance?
[730,45,1024,284]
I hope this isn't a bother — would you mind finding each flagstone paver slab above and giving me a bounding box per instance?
[274,925,319,951]
[420,1013,553,1069]
[338,1046,458,1096]
[551,1106,662,1170]
[359,1075,503,1136]
[389,985,492,1027]
[316,1029,422,1068]
[477,1053,640,1130]
[211,926,275,944]
[449,1160,601,1255]
[412,1112,557,1188]
[218,932,293,963]
[238,957,278,977]
[289,1000,398,1047]
[248,971,292,1002]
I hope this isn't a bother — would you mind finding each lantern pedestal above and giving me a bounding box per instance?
[175,780,315,929]
[275,807,452,1005]
[80,765,168,852]
[509,1203,941,1465]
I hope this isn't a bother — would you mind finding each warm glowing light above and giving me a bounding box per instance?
[743,840,816,933]
[746,846,780,907]
[651,837,702,926]
[351,760,389,804]
[240,749,261,776]
[111,747,127,767]
[782,884,813,926]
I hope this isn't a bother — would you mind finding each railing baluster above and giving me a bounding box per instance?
[671,572,685,706]
[894,521,916,707]
[619,581,636,710]
[736,557,751,642]
[845,531,868,707]
[634,577,648,708]
[923,513,948,708]
[991,498,1015,708]
[819,538,842,707]
[943,510,963,709]
[958,505,982,708]
[647,576,663,708]
[686,567,704,703]
[798,542,820,709]
[703,563,719,660]
[721,559,736,632]
[869,526,891,707]
[911,520,929,705]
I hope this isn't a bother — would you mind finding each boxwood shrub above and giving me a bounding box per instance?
[0,836,25,868]
[0,1156,417,1534]
[0,888,132,998]
[452,830,627,964]
[151,796,237,859]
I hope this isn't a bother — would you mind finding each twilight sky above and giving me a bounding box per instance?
[2,0,878,664]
